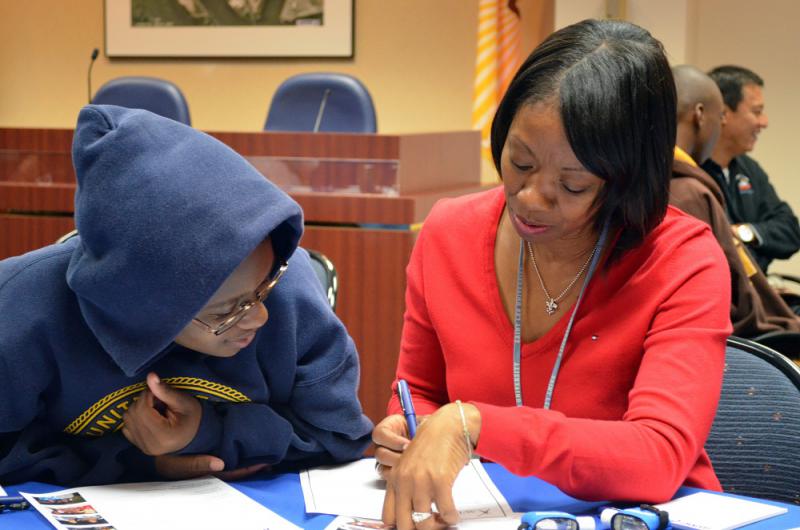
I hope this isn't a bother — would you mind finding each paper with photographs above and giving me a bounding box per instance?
[21,476,300,530]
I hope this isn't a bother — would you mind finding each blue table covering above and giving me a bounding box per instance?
[4,463,799,529]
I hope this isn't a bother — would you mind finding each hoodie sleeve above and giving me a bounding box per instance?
[177,250,373,469]
[0,248,155,486]
[0,321,153,486]
[0,424,153,487]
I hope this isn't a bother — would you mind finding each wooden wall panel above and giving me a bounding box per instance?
[0,215,74,257]
[301,225,416,426]
[0,183,75,212]
[209,130,400,160]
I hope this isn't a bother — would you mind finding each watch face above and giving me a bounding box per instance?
[737,224,755,243]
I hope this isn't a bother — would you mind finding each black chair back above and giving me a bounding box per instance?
[306,249,338,311]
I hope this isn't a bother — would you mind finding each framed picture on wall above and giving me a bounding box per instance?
[105,0,354,58]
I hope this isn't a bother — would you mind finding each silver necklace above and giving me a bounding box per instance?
[512,221,609,407]
[527,241,597,316]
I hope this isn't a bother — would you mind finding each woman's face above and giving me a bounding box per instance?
[501,101,605,247]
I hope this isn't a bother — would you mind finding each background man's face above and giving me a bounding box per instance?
[722,83,769,155]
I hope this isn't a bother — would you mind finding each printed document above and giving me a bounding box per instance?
[322,514,598,529]
[301,458,512,522]
[656,491,788,530]
[21,476,301,530]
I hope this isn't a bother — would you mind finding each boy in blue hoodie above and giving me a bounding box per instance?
[0,105,373,486]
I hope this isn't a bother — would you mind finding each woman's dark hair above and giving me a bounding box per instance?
[490,19,676,255]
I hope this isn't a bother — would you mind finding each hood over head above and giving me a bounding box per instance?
[68,105,303,376]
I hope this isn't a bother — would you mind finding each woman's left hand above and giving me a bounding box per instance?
[382,402,480,530]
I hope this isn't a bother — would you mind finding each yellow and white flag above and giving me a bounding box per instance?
[472,0,521,180]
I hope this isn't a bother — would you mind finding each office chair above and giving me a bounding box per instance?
[705,336,800,504]
[264,73,377,133]
[307,249,338,311]
[92,77,192,125]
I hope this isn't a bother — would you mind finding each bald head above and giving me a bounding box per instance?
[672,65,725,163]
[674,65,722,116]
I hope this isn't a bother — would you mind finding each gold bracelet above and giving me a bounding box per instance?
[455,399,473,462]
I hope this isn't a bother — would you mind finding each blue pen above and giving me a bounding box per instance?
[397,379,417,438]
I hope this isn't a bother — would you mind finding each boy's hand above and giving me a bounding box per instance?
[154,454,270,481]
[122,372,202,456]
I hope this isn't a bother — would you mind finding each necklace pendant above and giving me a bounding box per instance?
[545,298,558,315]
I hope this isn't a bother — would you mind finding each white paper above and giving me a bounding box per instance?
[323,515,395,529]
[322,514,596,529]
[301,458,512,522]
[322,514,529,530]
[656,491,788,530]
[0,485,6,495]
[21,476,301,530]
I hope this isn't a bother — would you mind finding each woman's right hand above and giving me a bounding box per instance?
[372,413,427,479]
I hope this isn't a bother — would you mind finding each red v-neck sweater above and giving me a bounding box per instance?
[388,187,731,502]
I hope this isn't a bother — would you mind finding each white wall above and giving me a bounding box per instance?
[0,0,553,135]
[555,0,690,63]
[0,1,479,133]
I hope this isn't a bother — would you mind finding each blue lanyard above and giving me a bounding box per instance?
[512,222,609,408]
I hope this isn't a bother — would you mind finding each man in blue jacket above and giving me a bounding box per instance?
[0,105,372,486]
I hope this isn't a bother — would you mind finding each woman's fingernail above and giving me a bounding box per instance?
[210,460,224,472]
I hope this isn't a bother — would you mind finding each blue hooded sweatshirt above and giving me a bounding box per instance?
[0,105,372,486]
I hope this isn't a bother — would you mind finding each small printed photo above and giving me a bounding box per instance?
[66,527,116,530]
[47,504,98,515]
[53,513,109,526]
[33,491,87,505]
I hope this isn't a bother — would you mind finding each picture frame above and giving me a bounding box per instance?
[104,0,354,58]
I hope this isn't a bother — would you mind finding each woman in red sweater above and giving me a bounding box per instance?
[374,19,731,530]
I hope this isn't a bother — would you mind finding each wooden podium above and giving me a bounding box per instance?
[0,127,484,425]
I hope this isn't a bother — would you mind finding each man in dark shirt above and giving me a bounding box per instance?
[701,65,800,272]
[671,65,800,353]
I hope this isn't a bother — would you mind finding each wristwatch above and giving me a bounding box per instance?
[735,223,757,245]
